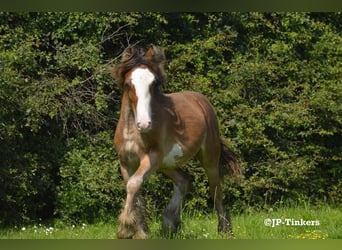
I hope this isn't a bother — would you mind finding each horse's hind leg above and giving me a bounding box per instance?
[204,165,233,235]
[161,168,191,234]
[198,140,233,236]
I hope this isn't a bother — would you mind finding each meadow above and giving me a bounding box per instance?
[1,204,340,239]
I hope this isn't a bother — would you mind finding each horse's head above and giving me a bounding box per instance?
[113,45,166,133]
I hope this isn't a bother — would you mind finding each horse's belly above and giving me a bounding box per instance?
[162,143,184,167]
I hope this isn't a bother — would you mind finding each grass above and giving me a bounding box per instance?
[0,205,341,239]
[232,205,341,240]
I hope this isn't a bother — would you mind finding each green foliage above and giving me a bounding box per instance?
[223,13,341,208]
[57,131,123,224]
[0,12,341,225]
[0,133,65,226]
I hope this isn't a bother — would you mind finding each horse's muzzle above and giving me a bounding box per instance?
[136,121,152,133]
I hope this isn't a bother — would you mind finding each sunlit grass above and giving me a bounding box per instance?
[0,222,117,239]
[0,205,340,239]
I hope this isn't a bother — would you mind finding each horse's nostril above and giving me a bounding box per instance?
[136,121,152,132]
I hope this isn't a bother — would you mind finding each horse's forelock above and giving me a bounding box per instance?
[114,45,167,89]
[113,46,144,88]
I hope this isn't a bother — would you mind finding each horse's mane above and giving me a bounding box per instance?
[113,45,167,90]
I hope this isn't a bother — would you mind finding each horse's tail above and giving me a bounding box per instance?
[219,139,242,178]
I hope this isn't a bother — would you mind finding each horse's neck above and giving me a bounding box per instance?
[120,93,136,129]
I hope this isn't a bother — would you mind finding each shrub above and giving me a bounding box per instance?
[0,133,65,226]
[57,132,124,223]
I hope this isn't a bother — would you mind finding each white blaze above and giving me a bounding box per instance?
[131,67,155,130]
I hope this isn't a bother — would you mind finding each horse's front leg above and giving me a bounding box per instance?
[117,153,159,239]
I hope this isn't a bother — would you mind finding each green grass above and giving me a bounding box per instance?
[1,205,341,239]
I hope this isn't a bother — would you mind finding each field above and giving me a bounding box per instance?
[1,204,341,239]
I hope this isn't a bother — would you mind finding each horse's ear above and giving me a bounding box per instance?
[121,46,135,63]
[145,45,167,86]
[120,45,144,63]
[145,45,166,64]
[144,45,155,62]
[109,47,133,88]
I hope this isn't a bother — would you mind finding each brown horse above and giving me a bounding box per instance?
[112,45,241,239]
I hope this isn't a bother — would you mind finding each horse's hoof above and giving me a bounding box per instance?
[117,224,135,239]
[133,230,148,239]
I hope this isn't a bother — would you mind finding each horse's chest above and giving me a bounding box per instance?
[122,128,140,153]
[119,127,184,168]
[115,128,139,167]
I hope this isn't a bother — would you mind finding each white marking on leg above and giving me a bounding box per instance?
[163,144,183,166]
[124,175,143,213]
[131,67,155,130]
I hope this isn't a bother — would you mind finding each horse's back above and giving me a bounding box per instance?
[162,91,220,156]
[166,91,219,128]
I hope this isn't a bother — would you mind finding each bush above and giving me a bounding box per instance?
[57,132,123,223]
[0,133,65,226]
[224,13,341,207]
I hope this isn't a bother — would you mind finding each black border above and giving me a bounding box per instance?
[0,0,341,11]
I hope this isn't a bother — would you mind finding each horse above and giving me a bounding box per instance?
[112,44,241,239]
